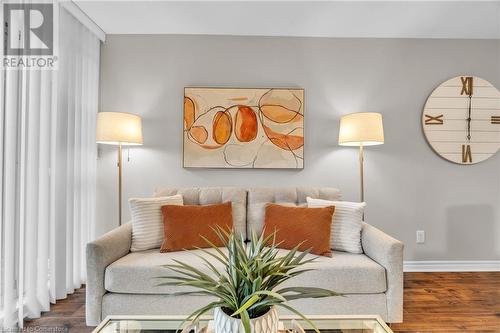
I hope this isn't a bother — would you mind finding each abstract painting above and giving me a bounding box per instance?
[183,88,304,168]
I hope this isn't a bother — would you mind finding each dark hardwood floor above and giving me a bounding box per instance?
[24,287,90,332]
[391,272,500,332]
[24,272,500,332]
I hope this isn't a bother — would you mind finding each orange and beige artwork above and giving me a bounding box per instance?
[183,88,304,168]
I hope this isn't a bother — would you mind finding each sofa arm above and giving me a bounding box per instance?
[86,223,132,325]
[361,222,404,323]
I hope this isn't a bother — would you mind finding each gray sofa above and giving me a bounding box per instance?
[86,187,403,326]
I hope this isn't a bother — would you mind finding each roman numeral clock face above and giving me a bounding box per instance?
[422,76,500,164]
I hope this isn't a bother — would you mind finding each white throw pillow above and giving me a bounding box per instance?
[129,194,183,252]
[306,197,365,254]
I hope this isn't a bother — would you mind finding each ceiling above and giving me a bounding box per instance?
[75,1,500,39]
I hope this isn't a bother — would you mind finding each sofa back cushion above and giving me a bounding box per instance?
[247,187,341,236]
[154,187,247,239]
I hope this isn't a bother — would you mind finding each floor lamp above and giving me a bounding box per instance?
[96,112,143,226]
[338,112,384,202]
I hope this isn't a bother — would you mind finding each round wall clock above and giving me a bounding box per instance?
[422,76,500,164]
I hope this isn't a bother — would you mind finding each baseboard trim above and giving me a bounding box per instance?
[403,260,500,272]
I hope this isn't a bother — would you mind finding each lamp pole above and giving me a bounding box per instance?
[359,143,364,203]
[117,142,123,226]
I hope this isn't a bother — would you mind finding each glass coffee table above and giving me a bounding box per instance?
[93,315,393,333]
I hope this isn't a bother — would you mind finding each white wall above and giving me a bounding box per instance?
[98,35,500,261]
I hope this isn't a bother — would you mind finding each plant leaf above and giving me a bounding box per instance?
[278,287,342,296]
[231,294,260,316]
[250,290,286,302]
[240,309,251,333]
[277,303,321,333]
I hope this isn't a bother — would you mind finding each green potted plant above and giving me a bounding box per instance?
[157,228,340,333]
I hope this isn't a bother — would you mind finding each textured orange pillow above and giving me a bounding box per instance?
[263,203,335,257]
[160,202,233,252]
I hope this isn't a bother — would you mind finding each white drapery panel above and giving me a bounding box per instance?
[0,5,100,328]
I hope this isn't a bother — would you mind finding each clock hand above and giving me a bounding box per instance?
[467,95,472,141]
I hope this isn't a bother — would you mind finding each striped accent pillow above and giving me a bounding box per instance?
[306,197,365,254]
[129,195,183,252]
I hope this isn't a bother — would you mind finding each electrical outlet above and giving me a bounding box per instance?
[416,230,425,244]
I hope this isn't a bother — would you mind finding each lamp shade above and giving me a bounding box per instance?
[96,112,143,145]
[338,112,384,146]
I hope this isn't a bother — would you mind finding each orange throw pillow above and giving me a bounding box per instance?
[160,202,233,252]
[263,203,335,257]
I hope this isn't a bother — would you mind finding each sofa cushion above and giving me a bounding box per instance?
[129,195,184,252]
[104,248,386,295]
[160,202,233,252]
[154,187,247,239]
[307,198,365,254]
[247,187,342,236]
[263,204,335,256]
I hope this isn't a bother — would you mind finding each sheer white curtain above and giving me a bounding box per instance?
[0,5,100,328]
